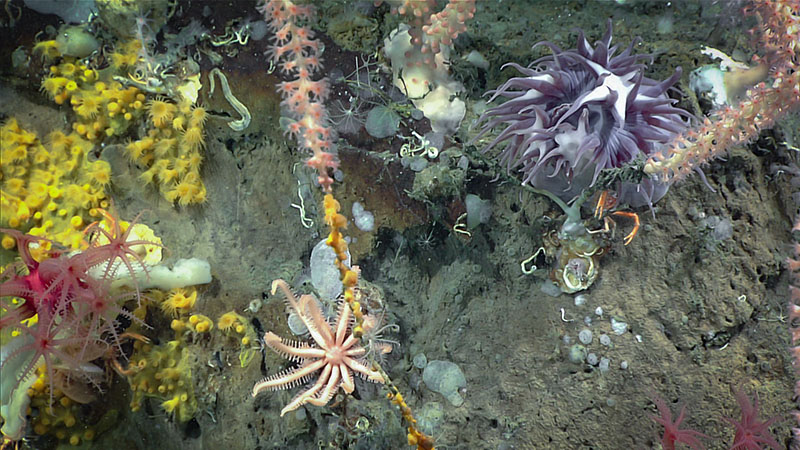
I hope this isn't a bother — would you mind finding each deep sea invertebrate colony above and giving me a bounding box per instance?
[0,119,111,250]
[125,97,208,206]
[474,21,691,206]
[43,60,145,142]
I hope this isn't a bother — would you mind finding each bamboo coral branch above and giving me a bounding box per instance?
[258,3,433,445]
[324,193,434,449]
[258,0,337,192]
[644,0,799,183]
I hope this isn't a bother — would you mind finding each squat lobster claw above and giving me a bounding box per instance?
[594,190,616,220]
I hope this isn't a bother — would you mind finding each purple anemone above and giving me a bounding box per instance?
[474,21,691,206]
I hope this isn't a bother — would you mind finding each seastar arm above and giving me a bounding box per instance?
[333,300,351,347]
[340,364,355,394]
[271,279,333,349]
[279,362,332,416]
[343,340,365,356]
[344,356,385,383]
[306,364,341,406]
[252,358,326,396]
[264,332,325,361]
[297,293,335,348]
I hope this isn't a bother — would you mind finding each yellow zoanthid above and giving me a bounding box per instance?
[188,106,208,128]
[110,50,137,70]
[161,395,181,414]
[138,167,157,185]
[126,337,197,422]
[217,311,245,331]
[152,158,170,172]
[148,98,176,128]
[68,134,92,157]
[160,288,197,317]
[74,94,101,119]
[125,138,150,162]
[33,40,61,59]
[40,77,63,99]
[172,116,185,132]
[153,138,176,158]
[191,185,207,204]
[81,68,96,82]
[188,314,212,333]
[173,158,191,175]
[7,144,27,162]
[165,177,202,207]
[181,126,204,151]
[194,320,211,333]
[217,310,257,367]
[118,87,138,104]
[159,167,179,184]
[170,319,186,332]
[89,160,112,187]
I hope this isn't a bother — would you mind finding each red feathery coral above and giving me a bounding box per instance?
[650,395,708,450]
[725,388,781,450]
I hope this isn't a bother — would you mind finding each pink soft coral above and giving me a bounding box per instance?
[0,211,155,404]
[725,388,781,450]
[650,394,709,450]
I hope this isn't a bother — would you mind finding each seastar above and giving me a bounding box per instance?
[252,279,385,416]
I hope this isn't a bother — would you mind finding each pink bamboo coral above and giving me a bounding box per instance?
[257,0,336,191]
[644,0,800,182]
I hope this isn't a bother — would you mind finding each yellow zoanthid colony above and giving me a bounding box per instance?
[125,98,209,206]
[186,313,214,333]
[27,366,105,447]
[152,287,212,336]
[0,118,110,250]
[125,338,198,423]
[1,4,234,448]
[42,58,145,141]
[120,287,210,423]
[160,287,199,319]
[217,311,259,367]
[1,43,150,251]
[34,39,210,207]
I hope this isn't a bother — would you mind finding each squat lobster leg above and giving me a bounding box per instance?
[107,332,152,377]
[610,211,640,246]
